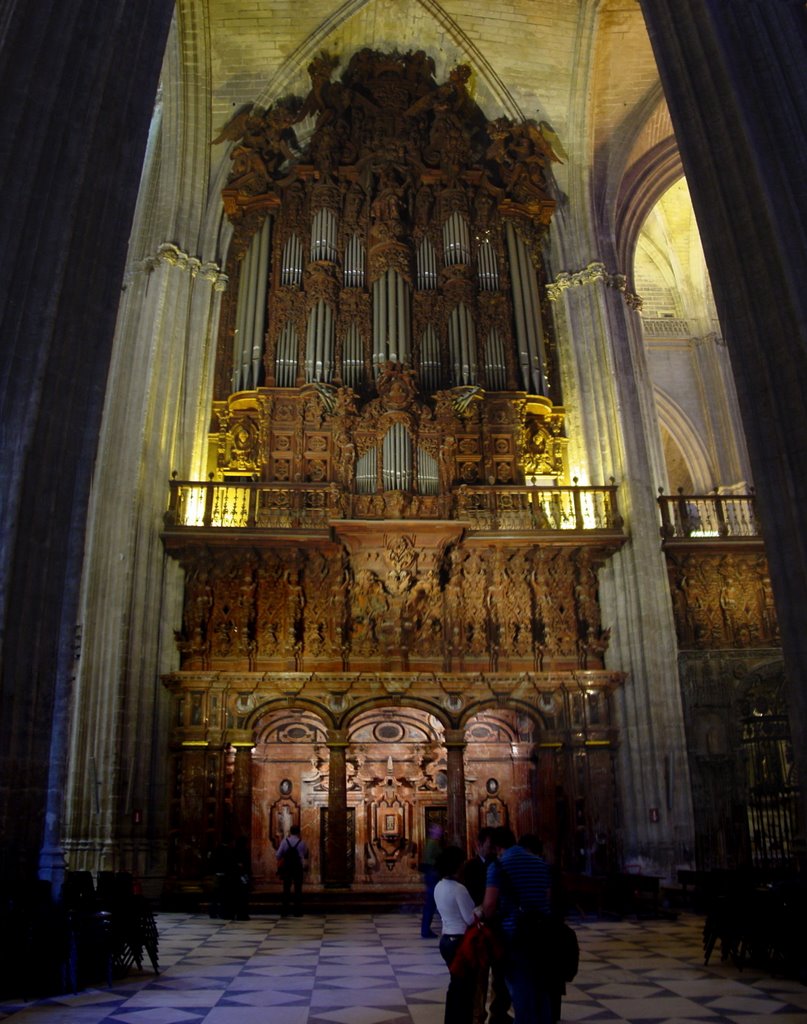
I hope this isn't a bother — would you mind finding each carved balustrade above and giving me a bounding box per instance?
[455,482,622,533]
[165,477,623,535]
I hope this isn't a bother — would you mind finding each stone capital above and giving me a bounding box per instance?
[133,243,227,289]
[547,261,641,310]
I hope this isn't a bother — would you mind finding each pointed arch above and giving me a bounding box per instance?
[615,135,684,293]
[653,387,714,492]
[253,0,527,120]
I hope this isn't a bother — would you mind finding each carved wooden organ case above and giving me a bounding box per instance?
[173,51,621,678]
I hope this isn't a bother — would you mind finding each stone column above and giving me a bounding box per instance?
[325,731,350,888]
[232,744,253,843]
[690,331,751,490]
[444,729,468,850]
[61,246,227,881]
[0,0,174,887]
[548,264,695,877]
[639,0,807,830]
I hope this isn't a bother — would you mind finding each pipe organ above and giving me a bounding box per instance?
[215,49,565,501]
[163,51,625,894]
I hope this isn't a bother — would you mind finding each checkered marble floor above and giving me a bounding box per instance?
[1,910,806,1024]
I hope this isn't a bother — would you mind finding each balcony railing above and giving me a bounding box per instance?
[165,480,339,531]
[454,483,623,533]
[658,489,761,540]
[165,477,624,535]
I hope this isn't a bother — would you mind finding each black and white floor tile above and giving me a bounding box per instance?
[1,911,805,1023]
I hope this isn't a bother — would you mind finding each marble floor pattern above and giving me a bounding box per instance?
[1,910,806,1024]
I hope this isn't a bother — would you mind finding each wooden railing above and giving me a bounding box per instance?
[658,489,761,539]
[165,477,624,534]
[165,479,340,530]
[454,482,623,533]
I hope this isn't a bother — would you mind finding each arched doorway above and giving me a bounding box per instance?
[251,703,450,892]
[245,695,621,894]
[162,670,622,895]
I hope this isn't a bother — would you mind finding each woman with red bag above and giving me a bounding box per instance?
[434,845,478,1024]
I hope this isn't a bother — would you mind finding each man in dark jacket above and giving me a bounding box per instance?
[481,827,552,1024]
[276,825,309,917]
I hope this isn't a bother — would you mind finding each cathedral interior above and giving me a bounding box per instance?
[1,0,806,908]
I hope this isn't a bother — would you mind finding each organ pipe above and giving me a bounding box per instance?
[443,211,470,265]
[232,216,272,392]
[506,221,546,395]
[477,238,498,291]
[275,321,297,386]
[417,237,437,289]
[356,448,377,493]
[417,448,439,494]
[342,323,362,386]
[305,300,335,383]
[449,303,476,385]
[382,422,412,491]
[281,235,303,286]
[486,327,506,390]
[419,325,440,391]
[372,268,411,371]
[311,208,338,262]
[252,217,271,387]
[345,234,365,287]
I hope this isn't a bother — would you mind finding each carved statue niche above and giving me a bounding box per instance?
[369,165,408,248]
[256,557,284,655]
[531,548,578,663]
[480,796,507,830]
[271,799,299,847]
[485,118,555,219]
[350,568,389,655]
[216,98,301,200]
[177,553,215,666]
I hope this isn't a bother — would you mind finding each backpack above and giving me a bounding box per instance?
[277,837,302,878]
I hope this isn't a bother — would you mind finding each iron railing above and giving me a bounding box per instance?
[658,489,761,539]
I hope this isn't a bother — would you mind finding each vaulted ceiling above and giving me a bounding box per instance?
[168,0,682,274]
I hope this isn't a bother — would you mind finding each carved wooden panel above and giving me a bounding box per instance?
[173,538,612,675]
[666,550,779,650]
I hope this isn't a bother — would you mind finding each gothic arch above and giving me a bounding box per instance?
[251,0,527,125]
[653,387,714,492]
[615,135,684,294]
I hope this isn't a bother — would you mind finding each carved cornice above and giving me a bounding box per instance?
[162,668,626,733]
[133,243,228,290]
[691,331,722,349]
[546,261,642,310]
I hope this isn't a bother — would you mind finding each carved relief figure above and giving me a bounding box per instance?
[302,551,331,657]
[351,569,389,654]
[284,568,305,654]
[504,551,532,656]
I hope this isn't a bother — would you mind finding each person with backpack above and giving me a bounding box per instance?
[480,827,553,1024]
[276,824,308,917]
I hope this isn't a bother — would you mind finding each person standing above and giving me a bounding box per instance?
[420,823,444,938]
[481,827,552,1024]
[434,846,477,1024]
[233,835,251,921]
[276,824,308,917]
[461,829,511,1024]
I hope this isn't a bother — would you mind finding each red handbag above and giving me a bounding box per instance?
[449,920,504,978]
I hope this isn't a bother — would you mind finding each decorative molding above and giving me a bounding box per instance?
[547,261,642,310]
[690,331,722,349]
[133,243,228,289]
